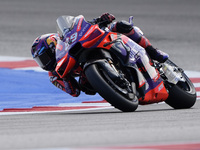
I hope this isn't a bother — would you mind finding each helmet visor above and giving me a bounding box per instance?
[33,46,55,71]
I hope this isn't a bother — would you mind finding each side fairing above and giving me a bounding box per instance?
[121,36,168,103]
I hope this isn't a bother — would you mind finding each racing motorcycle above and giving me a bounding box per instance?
[55,15,196,112]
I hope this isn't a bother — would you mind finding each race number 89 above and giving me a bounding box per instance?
[65,32,78,50]
[70,32,78,43]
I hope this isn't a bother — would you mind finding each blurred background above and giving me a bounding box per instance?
[0,0,199,70]
[0,1,200,149]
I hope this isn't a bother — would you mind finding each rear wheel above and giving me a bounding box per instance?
[85,64,138,112]
[164,60,196,109]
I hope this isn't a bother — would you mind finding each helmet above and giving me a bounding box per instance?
[31,33,57,71]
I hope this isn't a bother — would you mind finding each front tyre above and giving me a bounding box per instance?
[85,64,138,112]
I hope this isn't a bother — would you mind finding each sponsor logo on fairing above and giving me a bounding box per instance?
[158,83,164,91]
[77,18,83,32]
[84,26,95,38]
[79,24,89,37]
[53,81,63,90]
[49,76,58,82]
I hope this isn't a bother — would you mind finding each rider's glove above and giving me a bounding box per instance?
[63,76,80,97]
[100,13,115,27]
[79,73,96,95]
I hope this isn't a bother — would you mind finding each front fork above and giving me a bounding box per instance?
[106,58,137,99]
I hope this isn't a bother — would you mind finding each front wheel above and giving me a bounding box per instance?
[85,64,138,112]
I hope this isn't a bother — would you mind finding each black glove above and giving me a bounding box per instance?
[79,74,96,95]
[99,13,115,27]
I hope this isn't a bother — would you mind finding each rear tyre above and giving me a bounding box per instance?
[85,64,138,112]
[164,61,196,109]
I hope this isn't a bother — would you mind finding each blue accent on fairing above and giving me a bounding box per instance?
[0,68,101,110]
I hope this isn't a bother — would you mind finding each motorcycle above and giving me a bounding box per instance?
[55,15,196,112]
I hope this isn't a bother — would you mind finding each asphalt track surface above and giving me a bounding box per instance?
[0,0,200,149]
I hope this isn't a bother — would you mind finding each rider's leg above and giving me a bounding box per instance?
[109,21,168,63]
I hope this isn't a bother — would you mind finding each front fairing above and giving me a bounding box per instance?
[55,15,90,78]
[55,39,76,78]
[55,15,105,78]
[55,15,96,62]
[56,15,93,43]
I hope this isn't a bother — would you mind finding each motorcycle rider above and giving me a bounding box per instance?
[31,13,169,97]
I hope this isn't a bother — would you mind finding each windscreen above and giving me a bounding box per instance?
[56,16,75,38]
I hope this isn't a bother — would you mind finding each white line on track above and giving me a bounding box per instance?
[0,107,114,116]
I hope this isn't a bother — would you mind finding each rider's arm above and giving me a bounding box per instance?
[48,71,80,97]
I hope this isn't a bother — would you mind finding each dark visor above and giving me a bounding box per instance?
[33,47,54,70]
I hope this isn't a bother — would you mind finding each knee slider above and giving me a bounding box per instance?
[116,20,133,33]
